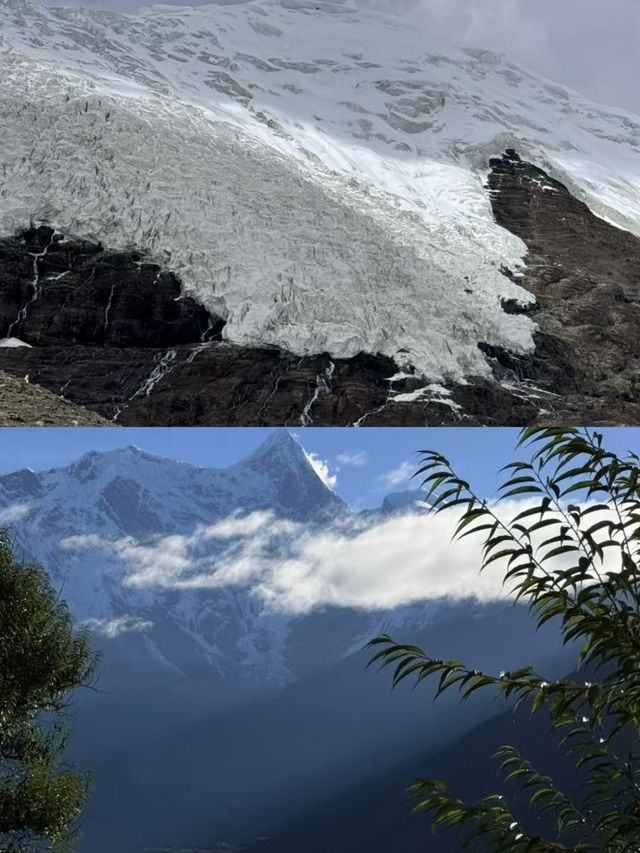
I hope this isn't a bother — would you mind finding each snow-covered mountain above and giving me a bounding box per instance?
[0,431,437,689]
[0,432,358,683]
[2,0,639,394]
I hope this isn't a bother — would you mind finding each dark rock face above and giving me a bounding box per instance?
[0,226,219,348]
[0,338,560,426]
[2,164,640,428]
[485,151,640,424]
[0,344,466,426]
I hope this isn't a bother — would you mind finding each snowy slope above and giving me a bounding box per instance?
[1,0,639,383]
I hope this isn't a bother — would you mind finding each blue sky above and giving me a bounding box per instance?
[3,427,640,510]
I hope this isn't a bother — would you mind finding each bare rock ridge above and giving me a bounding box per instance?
[482,149,640,424]
[1,153,640,425]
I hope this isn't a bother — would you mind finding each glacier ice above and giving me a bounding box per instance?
[1,0,639,382]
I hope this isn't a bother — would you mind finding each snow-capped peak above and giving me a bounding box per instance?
[233,430,341,512]
[74,444,160,464]
[240,430,305,466]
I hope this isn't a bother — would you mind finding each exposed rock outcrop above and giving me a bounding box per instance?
[0,371,110,425]
[483,150,640,423]
[0,226,220,348]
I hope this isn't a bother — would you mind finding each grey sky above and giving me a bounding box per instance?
[397,0,640,114]
[40,0,640,114]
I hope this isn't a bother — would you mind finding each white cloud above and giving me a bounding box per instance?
[336,451,369,467]
[80,615,154,638]
[201,511,286,541]
[304,451,338,490]
[62,533,104,550]
[62,501,627,616]
[379,461,415,489]
[66,509,503,610]
[0,503,31,525]
[56,503,523,612]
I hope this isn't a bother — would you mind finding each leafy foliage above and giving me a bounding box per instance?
[0,531,98,852]
[369,428,640,851]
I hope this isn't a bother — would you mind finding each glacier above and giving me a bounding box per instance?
[1,0,640,384]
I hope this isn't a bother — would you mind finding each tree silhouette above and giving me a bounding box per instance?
[0,531,97,852]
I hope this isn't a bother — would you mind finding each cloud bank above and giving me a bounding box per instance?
[63,500,625,614]
[62,498,631,616]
